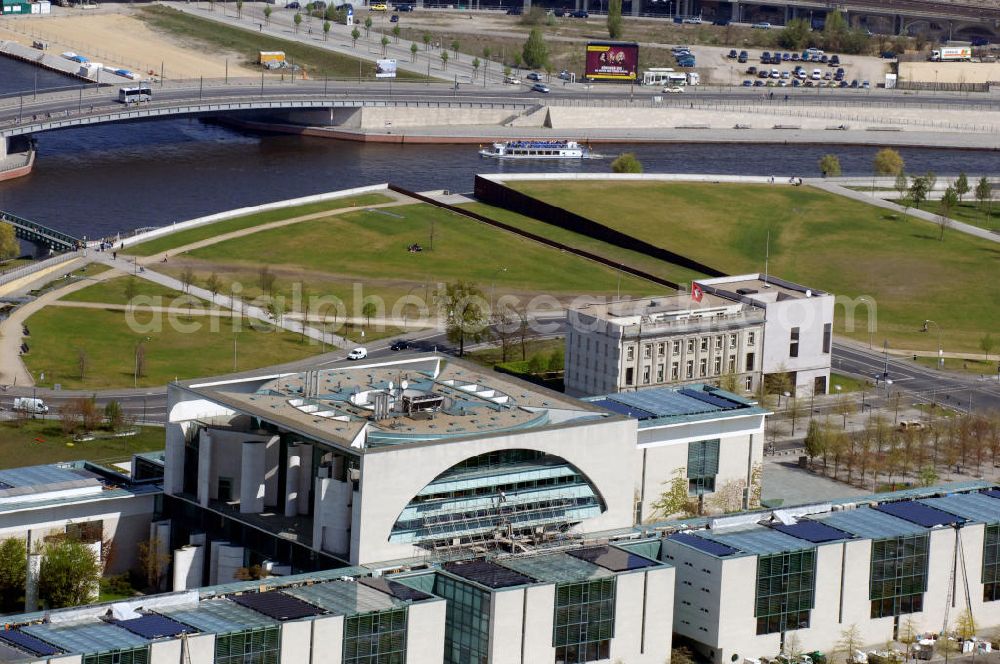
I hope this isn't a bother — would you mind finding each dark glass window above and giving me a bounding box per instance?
[755,550,816,635]
[343,608,408,664]
[214,627,280,664]
[435,574,491,664]
[83,647,150,664]
[984,524,1000,602]
[869,534,929,618]
[687,440,720,495]
[789,327,800,358]
[553,578,615,664]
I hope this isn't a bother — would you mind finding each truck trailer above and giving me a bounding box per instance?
[930,47,972,61]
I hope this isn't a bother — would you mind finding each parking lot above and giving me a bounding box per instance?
[735,48,871,89]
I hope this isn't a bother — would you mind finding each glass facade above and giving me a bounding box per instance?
[82,647,149,664]
[214,627,280,664]
[687,439,720,495]
[553,578,616,664]
[434,574,491,664]
[343,608,408,664]
[869,534,929,619]
[755,550,816,635]
[984,524,1000,602]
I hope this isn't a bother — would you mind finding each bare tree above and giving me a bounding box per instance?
[77,348,88,381]
[205,272,222,302]
[180,266,196,294]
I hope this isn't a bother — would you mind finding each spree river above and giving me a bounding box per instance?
[2,57,998,239]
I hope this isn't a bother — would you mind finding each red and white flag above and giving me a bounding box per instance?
[691,282,704,303]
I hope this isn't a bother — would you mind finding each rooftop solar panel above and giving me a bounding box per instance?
[667,532,737,557]
[875,500,966,527]
[443,559,536,589]
[566,545,658,572]
[772,520,853,543]
[0,630,61,657]
[707,526,815,555]
[609,389,719,418]
[23,622,148,653]
[814,508,926,539]
[678,387,740,410]
[230,591,325,620]
[358,577,432,602]
[111,615,198,640]
[590,399,657,421]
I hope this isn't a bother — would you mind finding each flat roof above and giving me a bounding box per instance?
[284,580,408,615]
[699,273,829,304]
[570,293,742,323]
[589,384,766,425]
[22,622,147,654]
[443,559,536,589]
[874,500,966,527]
[500,552,614,584]
[566,545,660,572]
[178,356,607,452]
[164,599,278,634]
[921,492,1000,524]
[809,508,928,539]
[700,525,816,556]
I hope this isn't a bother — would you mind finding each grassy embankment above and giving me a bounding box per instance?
[509,181,1000,354]
[0,419,165,469]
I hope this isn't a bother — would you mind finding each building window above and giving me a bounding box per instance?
[344,608,408,664]
[625,368,634,386]
[748,331,756,347]
[83,648,150,664]
[755,550,817,635]
[744,376,753,391]
[745,353,755,372]
[553,578,616,664]
[685,361,694,379]
[434,574,491,664]
[714,336,723,350]
[687,439,719,495]
[215,627,279,664]
[729,334,737,349]
[700,337,709,352]
[984,525,1000,602]
[869,534,929,619]
[728,357,736,374]
[658,342,666,356]
[673,341,681,356]
[642,366,650,384]
[823,323,832,354]
[66,520,103,542]
[789,327,800,358]
[626,346,634,361]
[686,339,695,354]
[657,364,665,382]
[713,357,722,375]
[671,362,679,381]
[699,358,707,377]
[643,344,652,359]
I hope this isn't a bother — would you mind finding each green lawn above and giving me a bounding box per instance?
[61,276,191,306]
[182,203,656,302]
[23,307,324,389]
[0,419,164,469]
[125,193,394,256]
[458,202,706,286]
[908,200,999,231]
[913,356,999,376]
[509,181,1000,353]
[828,372,869,393]
[138,6,427,80]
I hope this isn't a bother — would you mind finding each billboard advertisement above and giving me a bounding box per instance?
[585,42,638,81]
[376,59,397,78]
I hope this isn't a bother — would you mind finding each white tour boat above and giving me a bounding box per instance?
[478,140,602,160]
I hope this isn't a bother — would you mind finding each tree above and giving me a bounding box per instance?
[908,176,929,210]
[894,171,909,201]
[440,50,449,70]
[606,0,623,40]
[293,12,302,33]
[818,153,841,178]
[954,172,969,202]
[513,52,523,70]
[236,0,243,18]
[136,536,170,591]
[39,539,100,609]
[472,57,480,80]
[708,478,746,513]
[323,20,331,40]
[74,346,89,381]
[787,395,805,435]
[123,276,138,311]
[804,419,827,462]
[391,24,400,43]
[180,266,196,293]
[422,32,431,50]
[258,265,276,295]
[873,147,904,182]
[611,152,643,173]
[671,647,696,664]
[980,333,995,361]
[381,35,390,56]
[939,185,958,240]
[548,346,564,372]
[410,42,418,61]
[352,27,361,47]
[779,17,812,50]
[651,468,693,519]
[263,4,272,24]
[836,624,863,663]
[205,272,222,302]
[435,281,490,356]
[522,27,548,69]
[361,301,377,327]
[975,175,992,210]
[527,353,547,375]
[0,537,27,612]
[823,10,849,51]
[105,400,125,431]
[0,222,19,260]
[899,615,919,660]
[364,16,372,38]
[451,39,460,59]
[924,170,937,194]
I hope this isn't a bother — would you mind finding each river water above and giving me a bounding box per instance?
[2,57,998,239]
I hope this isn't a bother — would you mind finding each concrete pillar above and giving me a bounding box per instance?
[285,445,301,518]
[522,0,531,11]
[198,429,213,507]
[631,0,640,17]
[214,544,245,584]
[163,424,186,495]
[240,440,266,514]
[0,137,8,160]
[24,545,40,612]
[298,444,313,515]
[172,545,204,591]
[264,435,280,508]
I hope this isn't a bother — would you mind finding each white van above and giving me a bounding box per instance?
[14,397,48,414]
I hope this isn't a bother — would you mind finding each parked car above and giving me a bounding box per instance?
[737,53,748,63]
[753,80,764,87]
[971,37,990,47]
[347,347,368,360]
[751,21,771,29]
[728,49,738,59]
[395,3,415,10]
[880,51,896,59]
[389,14,399,21]
[505,6,522,14]
[791,53,800,61]
[682,16,702,24]
[713,18,730,26]
[558,70,571,80]
[829,55,840,66]
[531,83,550,93]
[850,79,859,88]
[742,80,753,87]
[370,3,387,10]
[503,75,521,84]
[811,68,822,80]
[526,72,542,81]
[761,51,771,62]
[553,7,566,16]
[570,9,588,17]
[286,1,300,7]
[862,80,870,88]
[746,66,757,75]
[662,85,684,93]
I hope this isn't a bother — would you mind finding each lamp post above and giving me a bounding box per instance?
[921,319,943,368]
